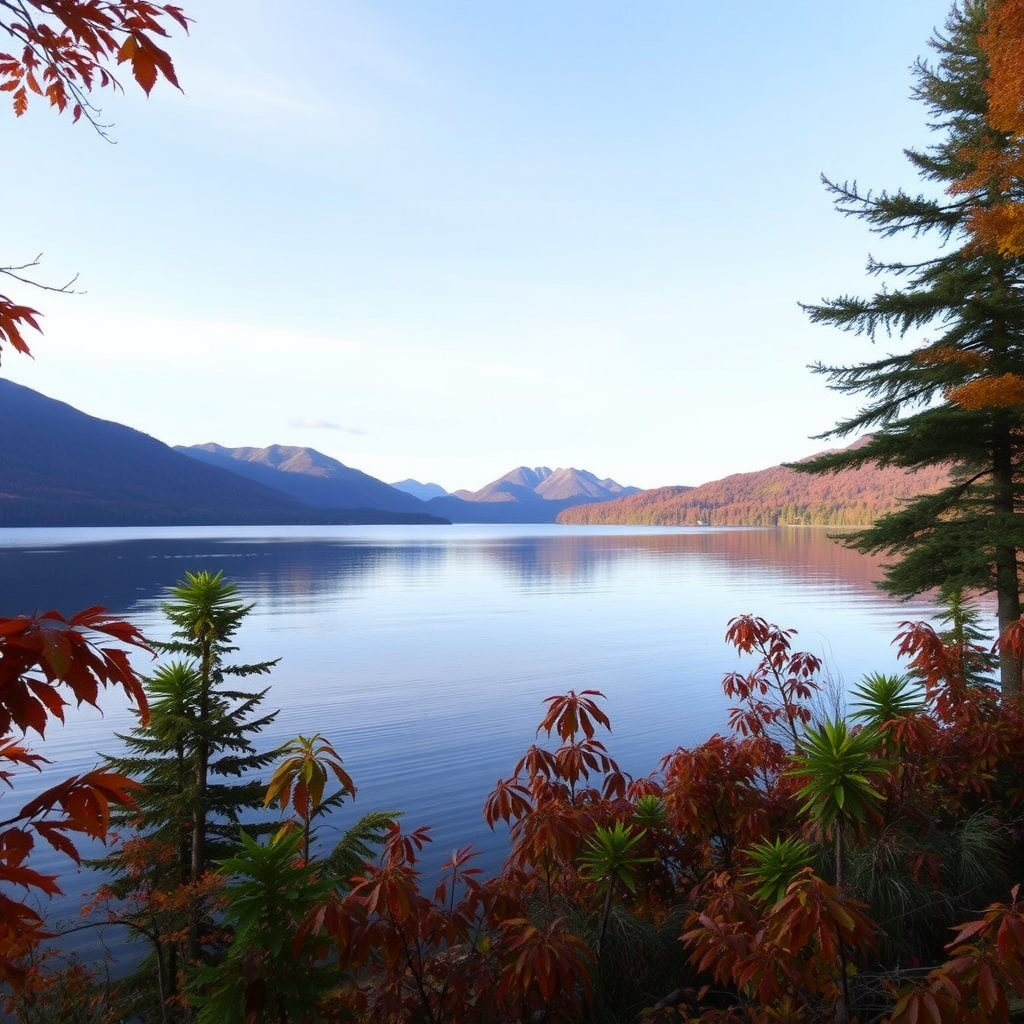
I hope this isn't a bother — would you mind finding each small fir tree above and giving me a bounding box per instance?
[157,569,280,879]
[95,571,280,1013]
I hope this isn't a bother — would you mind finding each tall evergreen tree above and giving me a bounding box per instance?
[799,0,1024,696]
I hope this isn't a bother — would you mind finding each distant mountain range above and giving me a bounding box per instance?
[0,381,446,527]
[453,466,638,503]
[1,379,953,529]
[425,467,640,523]
[0,381,634,526]
[391,479,449,501]
[176,444,429,514]
[557,445,950,527]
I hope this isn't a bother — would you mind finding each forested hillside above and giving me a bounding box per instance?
[558,450,949,526]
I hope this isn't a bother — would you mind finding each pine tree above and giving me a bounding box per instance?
[157,570,280,879]
[95,572,280,1011]
[798,0,1024,696]
[932,587,999,688]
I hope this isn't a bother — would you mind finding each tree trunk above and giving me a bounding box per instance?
[834,821,850,1024]
[191,640,212,882]
[189,641,212,959]
[993,423,1022,698]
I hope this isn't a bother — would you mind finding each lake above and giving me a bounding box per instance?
[1,524,947,945]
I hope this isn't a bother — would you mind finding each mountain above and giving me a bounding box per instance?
[429,466,640,523]
[453,466,638,504]
[0,380,447,526]
[390,478,449,501]
[177,444,430,515]
[557,444,949,527]
[536,468,638,502]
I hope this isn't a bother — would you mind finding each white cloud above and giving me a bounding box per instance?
[289,417,366,434]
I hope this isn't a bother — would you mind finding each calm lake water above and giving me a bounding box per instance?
[1,524,949,949]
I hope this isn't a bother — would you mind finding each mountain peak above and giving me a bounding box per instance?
[189,444,349,478]
[176,443,429,514]
[498,466,553,489]
[451,466,636,505]
[390,479,449,501]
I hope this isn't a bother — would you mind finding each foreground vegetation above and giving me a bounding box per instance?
[2,575,1024,1023]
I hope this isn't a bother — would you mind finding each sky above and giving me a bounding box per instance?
[3,1,958,493]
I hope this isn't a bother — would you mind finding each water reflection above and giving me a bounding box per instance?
[469,528,888,591]
[1,524,949,945]
[1,525,888,617]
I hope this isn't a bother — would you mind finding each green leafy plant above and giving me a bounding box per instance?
[632,794,667,830]
[742,836,815,905]
[579,821,654,961]
[94,571,281,1008]
[579,820,652,896]
[192,829,333,1024]
[849,672,923,726]
[788,718,890,887]
[324,810,403,887]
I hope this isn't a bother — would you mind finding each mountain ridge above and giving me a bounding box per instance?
[0,380,447,527]
[430,465,640,523]
[390,479,449,501]
[1,379,949,530]
[176,443,429,514]
[557,444,949,527]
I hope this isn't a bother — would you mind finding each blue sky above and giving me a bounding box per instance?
[4,1,953,492]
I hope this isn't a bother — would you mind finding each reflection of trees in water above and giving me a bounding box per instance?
[0,538,445,617]
[0,528,889,618]
[241,542,447,611]
[473,529,887,593]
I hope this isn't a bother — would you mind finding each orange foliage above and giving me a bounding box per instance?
[559,442,950,528]
[0,299,41,363]
[0,609,151,990]
[959,0,1024,256]
[981,0,1024,138]
[1,1,189,362]
[889,885,1024,1024]
[495,916,593,1016]
[7,607,1024,1021]
[945,372,1024,409]
[968,203,1024,257]
[913,344,989,370]
[0,1,188,120]
[683,869,877,1012]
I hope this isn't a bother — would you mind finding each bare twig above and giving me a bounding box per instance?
[1,253,82,295]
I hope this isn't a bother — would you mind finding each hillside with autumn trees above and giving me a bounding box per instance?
[558,440,950,527]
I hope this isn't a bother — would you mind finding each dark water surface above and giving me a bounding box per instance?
[1,524,943,950]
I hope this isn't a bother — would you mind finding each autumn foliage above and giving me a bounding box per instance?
[0,0,188,363]
[962,0,1024,258]
[0,0,188,120]
[942,0,1024,261]
[558,446,950,528]
[0,608,151,989]
[180,608,1022,1024]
